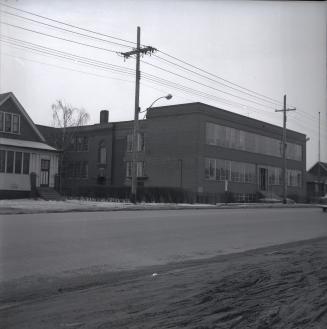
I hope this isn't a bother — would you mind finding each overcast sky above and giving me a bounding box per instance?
[0,0,326,168]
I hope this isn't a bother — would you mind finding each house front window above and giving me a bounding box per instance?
[15,152,22,174]
[6,151,14,173]
[0,150,5,172]
[0,112,20,134]
[12,114,20,134]
[5,113,12,133]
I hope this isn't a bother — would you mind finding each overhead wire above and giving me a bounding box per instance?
[0,35,274,119]
[141,59,278,110]
[1,1,293,109]
[0,4,324,137]
[1,35,323,137]
[158,50,284,106]
[152,54,282,107]
[1,21,123,54]
[0,9,134,49]
[0,1,136,46]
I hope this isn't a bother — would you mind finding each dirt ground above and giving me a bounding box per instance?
[1,237,327,329]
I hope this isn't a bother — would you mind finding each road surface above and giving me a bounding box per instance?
[1,208,326,282]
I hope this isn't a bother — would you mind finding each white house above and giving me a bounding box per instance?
[0,92,59,198]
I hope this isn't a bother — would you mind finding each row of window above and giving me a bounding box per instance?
[206,122,302,161]
[205,157,302,187]
[69,136,89,152]
[0,150,30,174]
[0,111,20,134]
[205,158,256,183]
[127,133,145,152]
[126,161,145,177]
[65,161,88,179]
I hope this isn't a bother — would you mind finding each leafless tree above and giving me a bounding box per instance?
[51,100,90,191]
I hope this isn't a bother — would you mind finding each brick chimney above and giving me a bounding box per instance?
[100,110,109,124]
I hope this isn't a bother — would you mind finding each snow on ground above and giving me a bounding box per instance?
[0,198,214,213]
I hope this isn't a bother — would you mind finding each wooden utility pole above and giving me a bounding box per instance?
[318,111,321,195]
[120,27,156,203]
[275,95,296,204]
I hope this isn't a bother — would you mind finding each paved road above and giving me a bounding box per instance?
[1,208,326,282]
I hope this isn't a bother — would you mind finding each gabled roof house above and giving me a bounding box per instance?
[0,92,59,198]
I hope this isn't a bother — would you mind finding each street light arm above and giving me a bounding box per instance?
[140,94,173,113]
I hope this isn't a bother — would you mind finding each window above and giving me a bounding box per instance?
[127,134,133,152]
[6,151,14,173]
[136,161,145,177]
[15,152,22,174]
[287,169,302,187]
[206,122,302,161]
[12,114,20,134]
[0,112,3,132]
[5,113,12,132]
[81,161,88,179]
[126,133,145,152]
[23,153,30,174]
[82,137,89,151]
[126,161,145,177]
[126,161,132,177]
[205,158,255,184]
[0,150,5,172]
[76,137,83,152]
[98,141,107,164]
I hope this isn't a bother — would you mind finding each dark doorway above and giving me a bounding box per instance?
[259,167,268,191]
[40,159,50,187]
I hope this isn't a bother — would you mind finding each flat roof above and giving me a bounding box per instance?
[0,137,58,152]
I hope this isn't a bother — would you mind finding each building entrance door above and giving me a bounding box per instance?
[40,159,50,187]
[259,167,268,191]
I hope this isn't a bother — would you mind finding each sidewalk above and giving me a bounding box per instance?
[0,198,319,215]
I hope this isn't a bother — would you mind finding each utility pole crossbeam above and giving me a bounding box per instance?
[120,27,157,203]
[275,95,296,204]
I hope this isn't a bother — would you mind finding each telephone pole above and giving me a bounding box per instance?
[275,95,296,204]
[318,111,321,195]
[120,27,156,203]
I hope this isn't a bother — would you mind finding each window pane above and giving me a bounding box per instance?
[23,153,30,174]
[0,112,3,132]
[127,135,133,152]
[83,137,89,151]
[100,147,106,164]
[12,115,19,133]
[126,162,132,177]
[81,161,88,178]
[15,152,22,174]
[6,151,14,173]
[5,113,12,132]
[136,161,144,177]
[0,150,5,172]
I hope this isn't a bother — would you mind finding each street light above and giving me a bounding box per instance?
[130,93,173,203]
[140,94,173,118]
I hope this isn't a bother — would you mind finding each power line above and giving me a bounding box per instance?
[1,21,122,54]
[0,1,136,46]
[0,35,135,76]
[0,1,297,111]
[1,34,324,138]
[1,35,273,118]
[158,50,284,106]
[152,54,282,107]
[1,51,136,84]
[141,59,277,110]
[0,9,133,49]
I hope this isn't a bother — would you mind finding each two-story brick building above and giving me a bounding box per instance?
[0,92,59,198]
[39,102,307,202]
